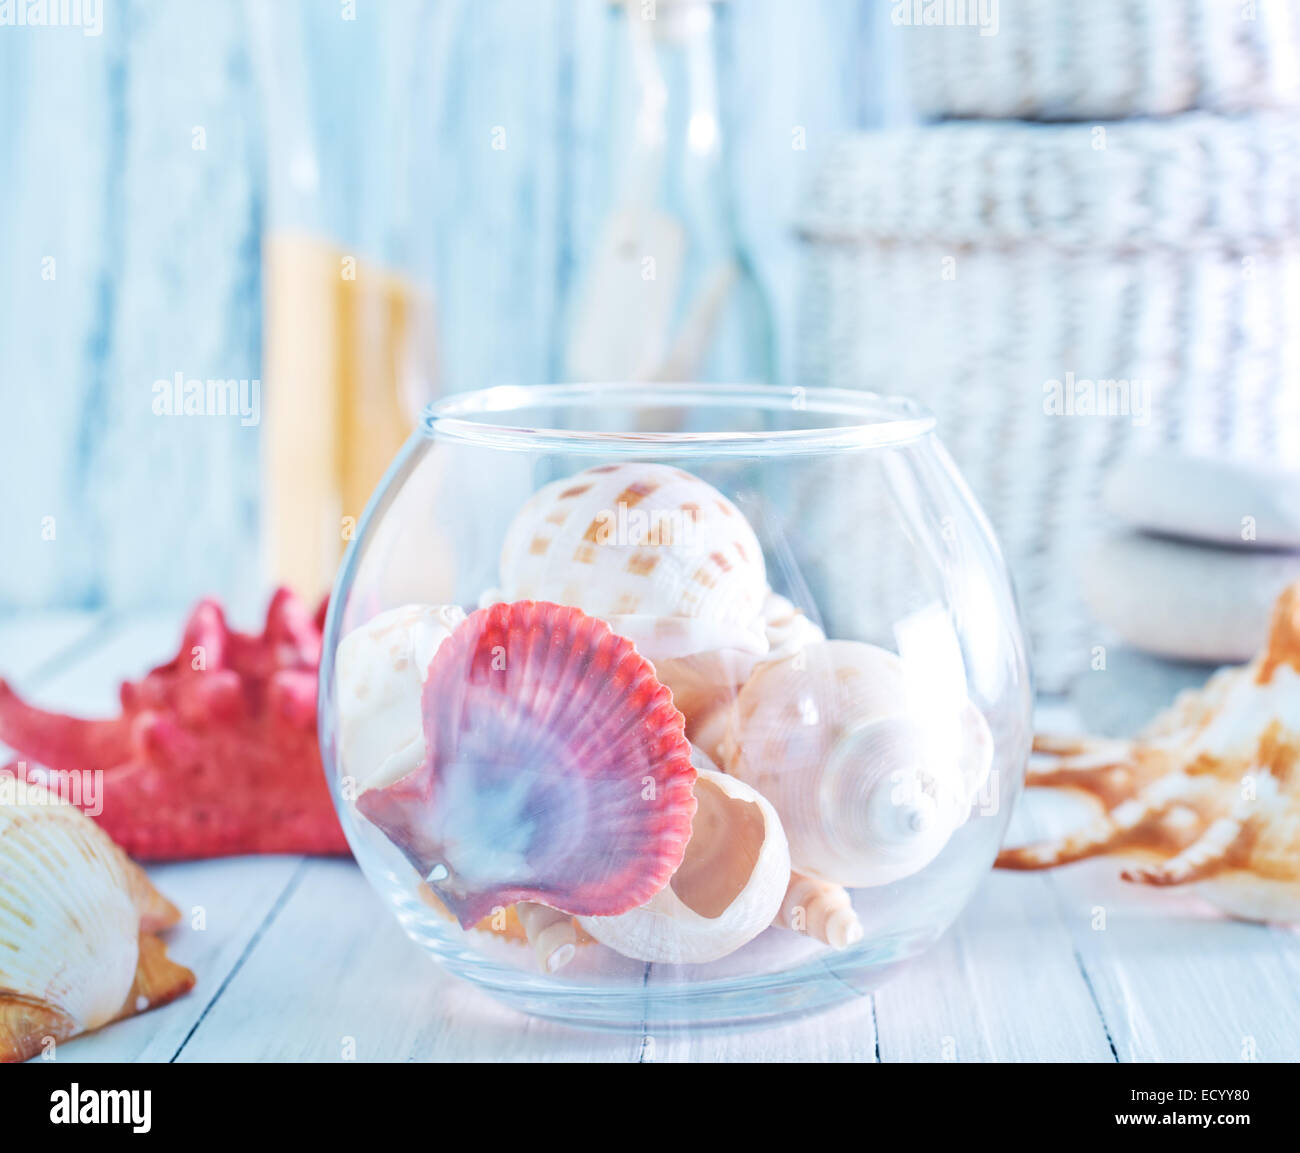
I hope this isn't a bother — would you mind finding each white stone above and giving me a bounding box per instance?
[1102,451,1300,549]
[1082,532,1300,663]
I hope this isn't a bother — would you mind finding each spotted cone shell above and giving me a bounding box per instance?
[497,463,768,660]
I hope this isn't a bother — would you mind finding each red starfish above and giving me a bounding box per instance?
[0,589,349,859]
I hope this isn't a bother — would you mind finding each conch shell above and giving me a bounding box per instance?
[0,781,194,1062]
[335,602,466,791]
[495,462,769,663]
[579,766,790,964]
[999,582,1300,923]
[723,640,988,887]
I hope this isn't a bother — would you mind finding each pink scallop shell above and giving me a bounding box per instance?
[356,601,697,928]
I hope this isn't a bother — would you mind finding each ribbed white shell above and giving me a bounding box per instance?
[497,463,768,660]
[578,767,790,964]
[0,787,139,1032]
[335,603,466,791]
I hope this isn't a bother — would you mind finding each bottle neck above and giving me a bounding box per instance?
[618,1,731,234]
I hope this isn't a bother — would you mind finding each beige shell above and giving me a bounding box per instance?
[685,693,736,767]
[579,766,790,964]
[653,590,827,765]
[0,782,193,1062]
[1000,581,1300,923]
[723,640,987,887]
[515,901,580,973]
[497,463,769,661]
[775,871,863,949]
[335,603,466,791]
[762,590,826,661]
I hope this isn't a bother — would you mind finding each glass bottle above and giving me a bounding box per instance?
[566,0,775,386]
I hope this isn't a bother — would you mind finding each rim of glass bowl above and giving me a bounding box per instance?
[420,383,936,456]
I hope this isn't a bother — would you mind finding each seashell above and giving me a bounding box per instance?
[515,901,580,973]
[357,601,697,927]
[775,871,864,950]
[999,580,1300,923]
[0,781,194,1063]
[687,696,736,768]
[652,591,827,759]
[496,463,769,662]
[413,884,595,956]
[335,603,467,791]
[579,767,790,964]
[761,590,826,662]
[723,641,979,887]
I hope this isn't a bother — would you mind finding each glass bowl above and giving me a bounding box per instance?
[319,383,1032,1031]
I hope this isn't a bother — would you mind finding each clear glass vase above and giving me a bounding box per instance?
[320,384,1031,1030]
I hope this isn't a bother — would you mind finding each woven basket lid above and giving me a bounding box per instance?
[898,0,1300,120]
[800,113,1300,252]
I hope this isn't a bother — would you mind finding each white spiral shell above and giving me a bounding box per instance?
[497,463,769,661]
[578,765,791,964]
[335,603,467,791]
[723,641,989,887]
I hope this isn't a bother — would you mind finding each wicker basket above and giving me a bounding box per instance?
[795,114,1300,690]
[900,0,1300,121]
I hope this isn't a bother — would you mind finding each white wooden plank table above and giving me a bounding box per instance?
[3,612,1298,1062]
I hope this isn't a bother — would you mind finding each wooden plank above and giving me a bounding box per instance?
[1014,789,1300,1062]
[176,858,644,1062]
[53,857,304,1063]
[874,867,1116,1062]
[647,995,877,1062]
[1009,699,1300,1062]
[95,0,263,616]
[5,616,190,717]
[0,612,102,685]
[0,23,114,608]
[842,698,1113,1062]
[432,0,564,390]
[0,2,264,616]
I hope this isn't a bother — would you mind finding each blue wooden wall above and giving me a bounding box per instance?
[0,0,903,613]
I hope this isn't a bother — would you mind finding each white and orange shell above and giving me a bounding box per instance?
[496,462,769,662]
[578,766,790,964]
[722,641,988,887]
[761,590,826,662]
[999,581,1300,923]
[0,782,193,1062]
[335,603,466,791]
